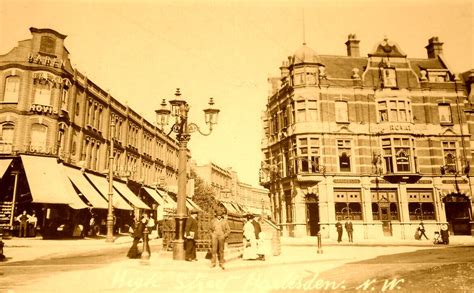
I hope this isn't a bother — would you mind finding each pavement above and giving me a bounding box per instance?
[1,235,474,292]
[1,234,473,264]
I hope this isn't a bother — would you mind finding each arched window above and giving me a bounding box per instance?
[34,79,51,105]
[31,124,48,152]
[1,123,14,144]
[3,76,20,103]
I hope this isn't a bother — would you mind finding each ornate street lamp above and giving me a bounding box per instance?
[106,120,115,243]
[155,88,219,260]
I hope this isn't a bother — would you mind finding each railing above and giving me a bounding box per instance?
[162,212,243,251]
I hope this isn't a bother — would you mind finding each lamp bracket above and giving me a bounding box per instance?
[188,123,213,136]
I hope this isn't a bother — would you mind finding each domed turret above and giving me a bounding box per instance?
[291,43,322,65]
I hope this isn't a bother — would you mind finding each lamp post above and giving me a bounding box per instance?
[155,88,219,260]
[106,120,115,243]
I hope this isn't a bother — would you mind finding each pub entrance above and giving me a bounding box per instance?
[305,193,319,236]
[443,193,472,235]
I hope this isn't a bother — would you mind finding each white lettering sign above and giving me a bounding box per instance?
[30,104,58,115]
[28,53,65,68]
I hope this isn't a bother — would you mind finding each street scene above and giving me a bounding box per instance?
[0,0,474,292]
[2,235,473,292]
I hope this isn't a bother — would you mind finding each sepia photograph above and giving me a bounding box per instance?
[0,0,473,292]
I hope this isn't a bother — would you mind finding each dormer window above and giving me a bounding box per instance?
[383,68,397,88]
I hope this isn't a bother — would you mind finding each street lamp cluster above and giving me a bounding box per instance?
[155,88,219,260]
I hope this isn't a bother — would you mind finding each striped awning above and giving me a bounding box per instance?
[142,187,165,205]
[20,155,87,209]
[84,173,133,210]
[113,181,150,210]
[63,165,108,209]
[0,158,12,178]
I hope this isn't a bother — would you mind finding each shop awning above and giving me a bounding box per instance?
[142,187,165,205]
[113,181,150,210]
[84,173,133,210]
[63,166,108,209]
[187,198,202,211]
[20,155,87,209]
[156,189,177,209]
[221,201,238,213]
[0,158,12,178]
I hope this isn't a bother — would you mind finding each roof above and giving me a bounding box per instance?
[291,43,323,65]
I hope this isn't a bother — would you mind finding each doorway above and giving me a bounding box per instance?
[380,206,392,236]
[305,194,319,236]
[444,193,471,235]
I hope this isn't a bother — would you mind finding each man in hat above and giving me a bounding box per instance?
[185,209,199,261]
[209,208,231,269]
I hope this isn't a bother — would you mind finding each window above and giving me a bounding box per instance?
[296,101,305,123]
[438,104,452,124]
[307,100,318,121]
[337,139,352,172]
[30,124,48,152]
[442,141,457,174]
[294,100,318,123]
[61,88,68,111]
[1,123,14,144]
[334,189,363,220]
[297,137,320,173]
[75,102,80,116]
[383,68,397,88]
[382,137,416,173]
[3,76,20,103]
[34,79,51,105]
[335,101,349,123]
[377,99,411,122]
[407,190,435,220]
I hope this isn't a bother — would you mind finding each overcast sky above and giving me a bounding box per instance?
[1,0,473,186]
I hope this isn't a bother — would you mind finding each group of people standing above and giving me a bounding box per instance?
[335,218,353,243]
[242,214,268,261]
[16,210,38,237]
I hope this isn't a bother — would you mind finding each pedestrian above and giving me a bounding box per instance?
[16,210,29,237]
[344,218,353,243]
[209,209,230,269]
[252,216,266,261]
[335,219,343,243]
[418,220,429,240]
[127,214,148,259]
[440,223,449,244]
[27,211,38,237]
[185,209,199,261]
[242,214,258,260]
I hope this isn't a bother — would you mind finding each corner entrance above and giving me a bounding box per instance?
[305,193,319,236]
[443,193,472,235]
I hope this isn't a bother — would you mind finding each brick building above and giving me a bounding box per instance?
[260,34,474,240]
[192,161,270,215]
[0,28,180,236]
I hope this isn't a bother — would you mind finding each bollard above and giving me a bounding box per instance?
[141,227,150,261]
[317,231,323,254]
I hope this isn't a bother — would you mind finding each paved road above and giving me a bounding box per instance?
[2,245,436,293]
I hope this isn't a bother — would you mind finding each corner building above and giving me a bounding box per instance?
[0,28,180,235]
[260,35,474,240]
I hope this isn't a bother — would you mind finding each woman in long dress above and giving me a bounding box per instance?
[242,216,258,260]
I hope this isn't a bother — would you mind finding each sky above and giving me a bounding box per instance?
[0,0,473,186]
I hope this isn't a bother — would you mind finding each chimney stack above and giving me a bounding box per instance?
[425,36,443,59]
[345,34,360,57]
